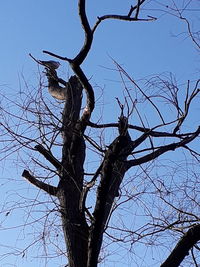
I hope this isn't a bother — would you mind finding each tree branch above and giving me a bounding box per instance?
[43,53,95,129]
[35,144,62,170]
[161,224,200,267]
[180,16,200,50]
[126,126,200,169]
[92,14,156,33]
[70,63,95,124]
[128,0,146,17]
[87,117,132,266]
[22,170,58,196]
[79,161,103,213]
[173,80,200,133]
[88,121,192,138]
[73,0,93,65]
[43,50,72,62]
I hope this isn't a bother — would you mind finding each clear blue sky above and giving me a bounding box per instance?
[0,1,199,267]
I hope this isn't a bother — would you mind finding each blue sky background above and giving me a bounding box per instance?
[0,1,199,267]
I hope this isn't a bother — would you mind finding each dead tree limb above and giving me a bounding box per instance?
[22,170,58,196]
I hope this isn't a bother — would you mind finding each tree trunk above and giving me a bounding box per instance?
[87,129,132,266]
[58,180,89,267]
[57,75,89,267]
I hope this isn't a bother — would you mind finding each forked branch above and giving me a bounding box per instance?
[43,0,155,129]
[92,0,156,33]
[126,126,200,169]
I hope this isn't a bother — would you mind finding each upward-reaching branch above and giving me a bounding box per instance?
[70,63,95,125]
[161,224,200,267]
[87,116,132,266]
[35,144,62,170]
[73,0,93,65]
[43,0,155,129]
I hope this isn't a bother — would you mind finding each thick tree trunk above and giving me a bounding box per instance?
[57,75,89,267]
[58,179,89,267]
[87,126,132,266]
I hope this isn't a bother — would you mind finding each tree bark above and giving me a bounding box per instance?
[87,117,132,266]
[161,224,200,267]
[56,75,89,267]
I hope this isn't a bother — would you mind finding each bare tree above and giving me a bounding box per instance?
[0,1,200,267]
